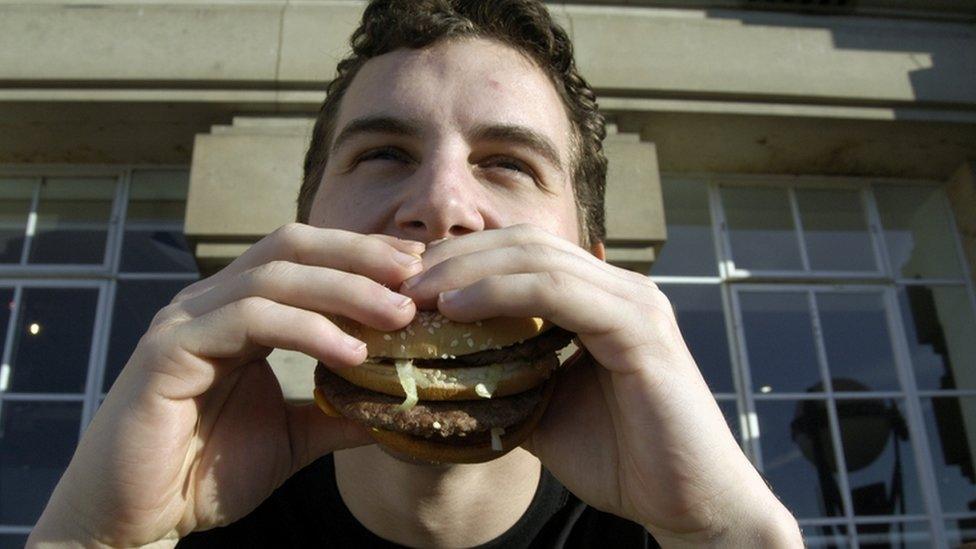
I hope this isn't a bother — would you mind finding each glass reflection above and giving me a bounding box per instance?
[838,398,924,516]
[740,291,822,394]
[856,521,930,548]
[28,178,115,265]
[797,189,876,273]
[0,400,81,524]
[105,280,194,391]
[660,284,734,393]
[874,185,963,280]
[816,292,899,392]
[0,179,34,264]
[120,171,197,273]
[652,179,717,276]
[921,397,976,513]
[9,288,98,393]
[757,399,840,518]
[803,525,851,548]
[717,399,740,443]
[898,285,976,391]
[722,186,803,271]
[0,288,12,367]
[0,535,29,549]
[946,518,976,547]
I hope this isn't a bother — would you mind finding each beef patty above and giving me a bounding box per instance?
[315,365,546,438]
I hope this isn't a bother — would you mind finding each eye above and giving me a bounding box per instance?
[357,146,410,164]
[484,157,534,177]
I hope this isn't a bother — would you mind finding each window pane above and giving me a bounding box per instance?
[0,179,34,264]
[652,179,717,276]
[120,171,197,273]
[0,535,29,548]
[722,186,803,271]
[816,292,899,392]
[797,189,876,272]
[898,285,976,391]
[28,178,115,265]
[104,279,193,392]
[835,399,924,516]
[874,185,963,280]
[0,400,81,524]
[921,396,976,513]
[856,521,930,548]
[740,291,822,394]
[757,399,842,518]
[946,518,976,547]
[9,288,98,393]
[717,399,741,443]
[0,288,12,364]
[661,284,734,392]
[803,525,851,548]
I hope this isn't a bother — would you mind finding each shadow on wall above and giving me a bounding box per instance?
[702,7,976,113]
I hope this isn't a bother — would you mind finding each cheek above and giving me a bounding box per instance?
[308,184,373,231]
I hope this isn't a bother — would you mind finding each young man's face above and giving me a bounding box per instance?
[308,37,581,245]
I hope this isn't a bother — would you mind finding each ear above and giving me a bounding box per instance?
[589,240,606,262]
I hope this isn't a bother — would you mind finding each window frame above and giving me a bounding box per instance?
[654,173,976,547]
[0,165,197,530]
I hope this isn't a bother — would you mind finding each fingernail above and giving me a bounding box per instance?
[388,292,413,309]
[343,334,366,353]
[394,251,422,268]
[401,274,422,290]
[439,289,460,303]
[402,240,426,253]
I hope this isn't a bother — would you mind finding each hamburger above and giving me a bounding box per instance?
[313,311,575,464]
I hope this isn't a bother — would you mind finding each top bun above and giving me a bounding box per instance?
[331,311,551,359]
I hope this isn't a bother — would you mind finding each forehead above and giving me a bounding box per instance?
[333,37,573,157]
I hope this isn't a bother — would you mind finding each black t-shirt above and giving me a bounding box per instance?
[178,453,657,548]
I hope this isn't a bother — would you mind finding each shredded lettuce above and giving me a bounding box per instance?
[394,359,418,412]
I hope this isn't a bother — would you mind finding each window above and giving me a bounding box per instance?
[0,167,198,536]
[652,175,976,547]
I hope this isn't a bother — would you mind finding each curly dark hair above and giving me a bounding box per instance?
[296,0,607,246]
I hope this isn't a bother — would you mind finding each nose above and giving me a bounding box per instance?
[393,152,486,242]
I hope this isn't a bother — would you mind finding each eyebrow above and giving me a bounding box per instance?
[470,123,564,174]
[330,115,565,174]
[330,115,424,155]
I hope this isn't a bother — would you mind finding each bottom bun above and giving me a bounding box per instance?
[313,379,554,464]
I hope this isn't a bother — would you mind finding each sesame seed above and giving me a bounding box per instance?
[400,332,406,340]
[451,340,458,347]
[433,421,442,429]
[383,334,392,341]
[427,327,435,334]
[467,338,474,347]
[462,332,471,338]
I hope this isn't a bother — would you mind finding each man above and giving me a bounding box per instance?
[29,0,802,547]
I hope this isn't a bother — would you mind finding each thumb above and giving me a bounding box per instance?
[285,403,374,473]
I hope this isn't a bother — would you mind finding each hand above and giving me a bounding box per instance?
[28,224,423,547]
[399,224,801,546]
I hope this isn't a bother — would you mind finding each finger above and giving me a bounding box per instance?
[173,224,422,304]
[420,224,604,272]
[179,261,416,331]
[438,272,623,335]
[369,233,426,256]
[163,297,366,398]
[402,244,653,310]
[285,403,374,473]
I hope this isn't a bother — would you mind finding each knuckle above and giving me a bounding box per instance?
[273,223,309,254]
[541,270,574,294]
[148,303,188,332]
[237,296,274,319]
